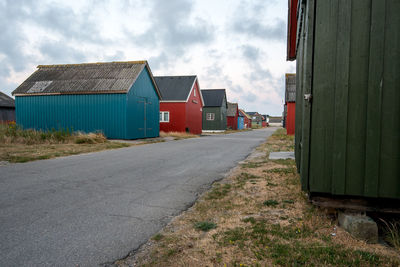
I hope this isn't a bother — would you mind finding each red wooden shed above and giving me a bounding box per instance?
[155,75,204,134]
[285,73,296,135]
[226,102,239,130]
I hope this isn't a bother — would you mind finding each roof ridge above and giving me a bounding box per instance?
[154,75,197,78]
[37,60,147,68]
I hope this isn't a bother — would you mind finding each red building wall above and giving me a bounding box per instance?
[160,102,186,133]
[227,107,238,130]
[185,82,203,134]
[286,102,296,135]
[160,81,203,135]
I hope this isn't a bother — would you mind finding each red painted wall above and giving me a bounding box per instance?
[160,81,203,135]
[244,117,251,128]
[262,122,267,127]
[160,102,186,133]
[227,108,238,130]
[185,81,203,134]
[286,102,296,135]
[287,0,298,61]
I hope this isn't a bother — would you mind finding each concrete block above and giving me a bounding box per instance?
[269,151,295,160]
[338,211,378,243]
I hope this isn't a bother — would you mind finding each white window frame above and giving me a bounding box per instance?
[160,111,170,122]
[206,113,215,121]
[194,89,196,97]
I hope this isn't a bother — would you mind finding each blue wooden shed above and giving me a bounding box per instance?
[237,112,244,130]
[12,61,161,139]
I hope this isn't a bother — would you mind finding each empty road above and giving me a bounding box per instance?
[0,128,275,266]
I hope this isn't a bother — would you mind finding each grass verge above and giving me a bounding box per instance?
[160,131,199,140]
[115,128,400,267]
[0,123,131,163]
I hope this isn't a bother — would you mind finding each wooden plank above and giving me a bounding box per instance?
[378,0,400,198]
[364,0,386,197]
[309,0,338,193]
[299,0,316,191]
[344,0,371,195]
[311,196,400,214]
[331,0,351,195]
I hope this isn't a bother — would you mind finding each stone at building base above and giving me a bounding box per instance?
[338,211,378,243]
[269,151,295,160]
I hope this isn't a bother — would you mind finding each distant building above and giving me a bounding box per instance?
[201,89,227,132]
[247,112,262,127]
[12,61,161,139]
[226,102,239,130]
[285,73,296,135]
[155,75,204,134]
[239,109,252,129]
[0,91,15,123]
[268,116,283,127]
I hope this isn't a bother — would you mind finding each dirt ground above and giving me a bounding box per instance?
[114,128,400,267]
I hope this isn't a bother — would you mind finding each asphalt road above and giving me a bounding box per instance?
[0,128,275,266]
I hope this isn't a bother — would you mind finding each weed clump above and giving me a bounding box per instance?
[194,221,217,232]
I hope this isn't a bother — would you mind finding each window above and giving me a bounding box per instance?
[206,113,215,121]
[160,111,169,122]
[194,89,196,97]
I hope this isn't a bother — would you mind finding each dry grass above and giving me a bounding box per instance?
[115,128,400,267]
[0,123,131,163]
[159,131,199,140]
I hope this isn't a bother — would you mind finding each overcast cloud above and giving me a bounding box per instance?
[0,0,294,115]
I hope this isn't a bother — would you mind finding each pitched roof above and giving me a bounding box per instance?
[12,61,161,98]
[201,89,227,107]
[285,73,296,102]
[154,75,196,101]
[0,92,15,107]
[246,112,260,116]
[227,102,238,117]
[239,109,251,119]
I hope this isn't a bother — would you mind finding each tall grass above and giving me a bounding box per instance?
[0,123,106,145]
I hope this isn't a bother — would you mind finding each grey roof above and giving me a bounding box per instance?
[285,73,296,102]
[201,89,227,107]
[12,61,161,97]
[154,75,196,101]
[227,102,238,117]
[246,112,260,116]
[0,92,15,107]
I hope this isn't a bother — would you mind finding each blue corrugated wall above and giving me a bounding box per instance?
[16,94,127,138]
[126,67,159,139]
[237,117,244,130]
[15,67,160,139]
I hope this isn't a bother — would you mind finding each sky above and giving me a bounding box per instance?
[0,0,295,116]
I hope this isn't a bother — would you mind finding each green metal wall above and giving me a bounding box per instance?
[296,0,400,200]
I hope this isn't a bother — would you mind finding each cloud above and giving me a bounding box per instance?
[132,0,215,68]
[241,45,260,61]
[231,0,285,41]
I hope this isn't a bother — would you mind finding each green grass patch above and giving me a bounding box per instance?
[206,183,232,200]
[152,233,164,241]
[194,221,217,232]
[263,200,279,207]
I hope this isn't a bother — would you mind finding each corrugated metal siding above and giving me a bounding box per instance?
[126,67,159,139]
[16,93,126,138]
[296,0,400,200]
